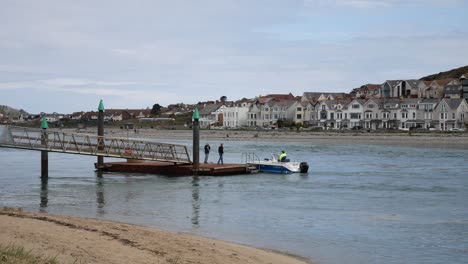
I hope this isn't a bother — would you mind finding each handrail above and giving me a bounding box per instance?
[0,126,192,164]
[241,152,260,164]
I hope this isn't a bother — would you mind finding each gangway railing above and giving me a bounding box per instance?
[0,126,191,164]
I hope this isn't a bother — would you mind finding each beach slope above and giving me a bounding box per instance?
[0,208,309,264]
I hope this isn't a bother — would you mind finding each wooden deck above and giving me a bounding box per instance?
[98,161,258,176]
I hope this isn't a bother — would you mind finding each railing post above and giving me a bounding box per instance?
[40,117,48,178]
[192,108,200,174]
[97,99,105,169]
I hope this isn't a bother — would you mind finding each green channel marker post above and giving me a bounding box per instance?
[40,117,48,178]
[97,100,105,169]
[192,108,200,174]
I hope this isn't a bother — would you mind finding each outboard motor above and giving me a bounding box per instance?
[299,162,309,173]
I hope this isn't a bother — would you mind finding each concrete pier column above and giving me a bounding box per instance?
[97,99,105,169]
[192,108,200,174]
[40,117,48,178]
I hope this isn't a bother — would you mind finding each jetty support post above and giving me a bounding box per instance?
[192,108,200,174]
[40,117,48,178]
[97,99,105,169]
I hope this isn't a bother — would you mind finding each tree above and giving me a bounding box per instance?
[151,104,162,116]
[220,96,227,102]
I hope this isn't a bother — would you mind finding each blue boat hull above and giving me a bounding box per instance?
[257,164,296,174]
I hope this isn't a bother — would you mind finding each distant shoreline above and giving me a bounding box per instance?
[61,128,468,149]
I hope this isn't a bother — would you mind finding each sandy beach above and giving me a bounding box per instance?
[69,128,468,149]
[0,208,310,264]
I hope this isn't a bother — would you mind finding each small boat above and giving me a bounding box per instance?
[244,153,309,174]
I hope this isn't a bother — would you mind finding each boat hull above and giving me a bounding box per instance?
[256,163,298,174]
[249,161,308,174]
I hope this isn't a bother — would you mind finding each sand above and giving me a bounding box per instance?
[0,208,310,264]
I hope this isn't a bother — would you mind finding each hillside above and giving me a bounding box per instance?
[0,105,28,118]
[420,65,468,81]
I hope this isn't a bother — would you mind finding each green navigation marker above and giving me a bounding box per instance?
[193,108,199,120]
[40,117,48,129]
[98,99,105,111]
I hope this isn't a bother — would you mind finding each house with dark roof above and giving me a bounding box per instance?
[434,98,468,131]
[198,104,225,128]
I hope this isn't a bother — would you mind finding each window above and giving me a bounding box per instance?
[322,105,326,110]
[350,113,361,119]
[401,112,408,119]
[320,111,327,119]
[330,113,334,120]
[368,104,374,108]
[352,104,360,109]
[297,114,302,119]
[452,113,455,119]
[412,112,416,119]
[297,107,302,111]
[393,113,397,119]
[383,112,389,119]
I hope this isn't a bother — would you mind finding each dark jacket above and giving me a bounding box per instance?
[204,144,210,154]
[218,145,224,154]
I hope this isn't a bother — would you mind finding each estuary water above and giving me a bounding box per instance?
[0,138,467,264]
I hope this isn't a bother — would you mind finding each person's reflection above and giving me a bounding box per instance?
[191,176,200,227]
[39,177,48,212]
[95,171,105,216]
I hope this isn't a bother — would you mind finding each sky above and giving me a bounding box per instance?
[1,0,467,114]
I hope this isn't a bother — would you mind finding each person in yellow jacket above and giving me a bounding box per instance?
[278,151,287,162]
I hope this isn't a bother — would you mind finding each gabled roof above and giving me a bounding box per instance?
[423,80,432,86]
[441,98,464,110]
[199,104,222,115]
[434,78,456,86]
[404,80,425,88]
[384,80,403,88]
[302,92,346,101]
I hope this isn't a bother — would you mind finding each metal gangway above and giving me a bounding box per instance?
[0,126,191,164]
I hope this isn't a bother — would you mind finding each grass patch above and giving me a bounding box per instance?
[0,244,58,264]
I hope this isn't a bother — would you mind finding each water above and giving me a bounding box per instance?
[1,139,467,264]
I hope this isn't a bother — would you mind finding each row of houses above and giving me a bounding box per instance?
[3,74,467,130]
[352,75,468,100]
[198,75,468,131]
[198,95,468,131]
